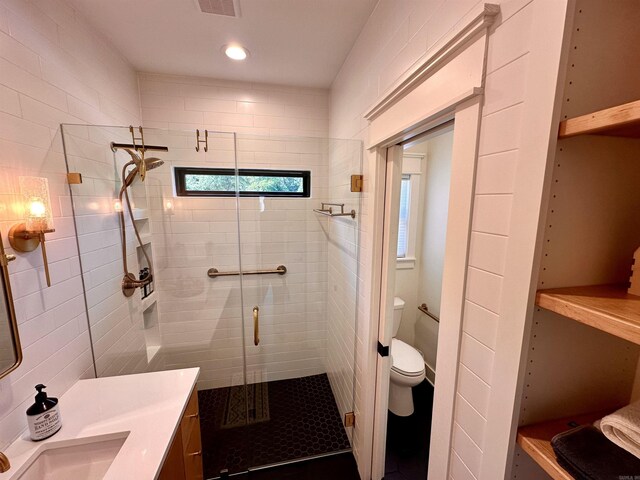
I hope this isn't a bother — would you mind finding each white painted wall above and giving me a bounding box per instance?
[329,1,569,478]
[394,129,453,354]
[414,129,453,375]
[0,0,140,449]
[417,130,452,320]
[394,149,426,346]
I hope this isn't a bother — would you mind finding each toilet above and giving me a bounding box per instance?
[389,297,426,416]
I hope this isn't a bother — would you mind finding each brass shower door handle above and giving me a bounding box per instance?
[253,306,260,346]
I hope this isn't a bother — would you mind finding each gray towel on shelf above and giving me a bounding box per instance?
[551,425,640,479]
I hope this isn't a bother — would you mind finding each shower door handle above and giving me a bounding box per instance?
[253,306,260,346]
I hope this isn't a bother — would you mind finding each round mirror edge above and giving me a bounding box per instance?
[0,233,22,380]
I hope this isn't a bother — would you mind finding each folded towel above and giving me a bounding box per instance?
[551,425,640,479]
[600,402,640,459]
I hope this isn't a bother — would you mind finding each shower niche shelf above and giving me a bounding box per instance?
[142,300,160,364]
[138,234,152,246]
[136,242,154,270]
[141,291,157,312]
[132,208,149,221]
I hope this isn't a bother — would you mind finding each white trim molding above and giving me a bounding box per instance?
[365,5,498,478]
[366,21,492,148]
[364,3,499,122]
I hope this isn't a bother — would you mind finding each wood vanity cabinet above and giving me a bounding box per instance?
[159,387,203,480]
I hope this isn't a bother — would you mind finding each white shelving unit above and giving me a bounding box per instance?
[514,2,640,478]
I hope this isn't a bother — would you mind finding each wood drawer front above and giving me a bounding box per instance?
[159,386,202,480]
[181,388,200,448]
[158,431,185,480]
[183,424,203,480]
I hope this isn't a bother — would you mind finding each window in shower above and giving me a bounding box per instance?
[174,167,311,197]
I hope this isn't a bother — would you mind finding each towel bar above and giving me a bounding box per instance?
[313,202,356,219]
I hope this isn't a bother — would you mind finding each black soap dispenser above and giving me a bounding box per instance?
[26,384,62,441]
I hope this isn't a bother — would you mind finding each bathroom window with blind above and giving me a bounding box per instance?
[397,175,411,258]
[174,167,311,197]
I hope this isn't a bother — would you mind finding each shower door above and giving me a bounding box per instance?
[235,134,362,470]
[62,124,362,478]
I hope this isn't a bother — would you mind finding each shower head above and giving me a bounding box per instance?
[122,149,165,187]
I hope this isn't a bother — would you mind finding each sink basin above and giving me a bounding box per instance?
[13,433,129,480]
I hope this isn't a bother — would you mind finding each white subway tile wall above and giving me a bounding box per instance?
[326,138,362,443]
[62,125,165,379]
[137,75,362,416]
[0,0,140,449]
[141,130,352,391]
[329,0,538,477]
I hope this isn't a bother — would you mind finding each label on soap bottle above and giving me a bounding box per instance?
[28,405,62,441]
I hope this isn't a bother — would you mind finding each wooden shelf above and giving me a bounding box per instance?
[517,411,606,480]
[559,99,640,138]
[536,284,640,345]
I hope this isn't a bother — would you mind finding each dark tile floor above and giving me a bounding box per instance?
[198,373,352,480]
[384,380,434,480]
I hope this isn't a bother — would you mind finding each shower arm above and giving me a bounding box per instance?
[119,161,153,288]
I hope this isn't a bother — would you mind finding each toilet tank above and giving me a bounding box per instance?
[392,297,405,337]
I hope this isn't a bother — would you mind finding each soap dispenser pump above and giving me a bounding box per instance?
[26,384,62,441]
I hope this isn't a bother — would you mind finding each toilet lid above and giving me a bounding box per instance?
[391,338,425,376]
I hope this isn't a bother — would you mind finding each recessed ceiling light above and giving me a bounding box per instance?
[224,45,248,61]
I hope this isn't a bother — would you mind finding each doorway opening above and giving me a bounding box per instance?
[383,123,454,479]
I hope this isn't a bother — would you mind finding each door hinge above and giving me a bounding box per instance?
[344,411,355,427]
[351,174,363,192]
[377,341,389,357]
[67,172,83,184]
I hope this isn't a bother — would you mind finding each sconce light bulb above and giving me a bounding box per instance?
[29,199,46,217]
[165,200,173,210]
[114,200,123,213]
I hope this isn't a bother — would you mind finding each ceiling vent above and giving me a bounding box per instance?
[195,0,240,17]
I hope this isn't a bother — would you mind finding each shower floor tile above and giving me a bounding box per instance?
[198,373,351,479]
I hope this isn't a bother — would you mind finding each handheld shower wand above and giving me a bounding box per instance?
[118,149,165,297]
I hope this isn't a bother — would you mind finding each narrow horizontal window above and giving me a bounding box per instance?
[174,167,311,197]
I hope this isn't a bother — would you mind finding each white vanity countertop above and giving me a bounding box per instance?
[0,367,199,480]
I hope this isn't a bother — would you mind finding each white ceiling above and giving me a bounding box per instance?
[70,0,378,88]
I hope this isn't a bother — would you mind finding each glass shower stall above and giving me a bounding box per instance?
[60,124,362,478]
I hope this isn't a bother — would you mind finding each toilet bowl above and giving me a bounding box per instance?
[389,297,426,417]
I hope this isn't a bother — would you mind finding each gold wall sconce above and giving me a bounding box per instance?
[9,176,55,287]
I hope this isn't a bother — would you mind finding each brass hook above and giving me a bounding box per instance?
[195,129,208,152]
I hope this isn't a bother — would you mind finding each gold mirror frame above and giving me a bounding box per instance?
[0,234,21,380]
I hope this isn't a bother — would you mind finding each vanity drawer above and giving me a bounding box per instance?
[183,424,203,480]
[180,388,200,446]
[159,386,203,480]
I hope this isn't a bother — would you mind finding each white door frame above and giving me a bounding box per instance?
[362,5,499,478]
[369,99,483,480]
